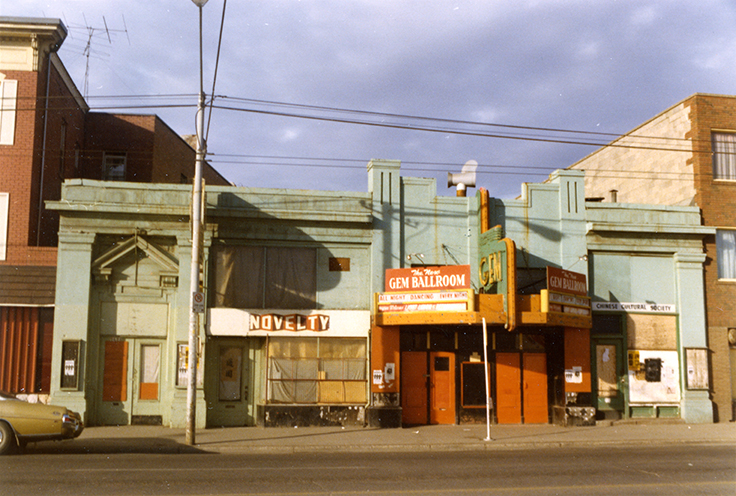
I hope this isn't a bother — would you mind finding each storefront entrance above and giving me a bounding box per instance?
[401,351,456,424]
[98,338,165,425]
[495,352,548,424]
[205,338,254,427]
[593,339,626,416]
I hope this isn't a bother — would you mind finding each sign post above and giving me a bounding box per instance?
[483,318,492,441]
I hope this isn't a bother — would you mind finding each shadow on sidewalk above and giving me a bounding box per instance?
[196,426,377,447]
[17,437,209,455]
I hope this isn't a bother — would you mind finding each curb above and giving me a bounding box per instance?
[199,437,736,455]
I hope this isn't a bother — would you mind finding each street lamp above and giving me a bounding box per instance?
[186,0,209,446]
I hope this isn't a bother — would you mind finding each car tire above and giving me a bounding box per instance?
[0,421,16,455]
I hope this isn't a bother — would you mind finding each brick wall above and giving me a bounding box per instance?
[0,69,41,264]
[686,95,736,422]
[83,113,156,182]
[569,101,696,205]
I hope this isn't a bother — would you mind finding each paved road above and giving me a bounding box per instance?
[4,443,734,495]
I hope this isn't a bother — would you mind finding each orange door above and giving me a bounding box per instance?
[523,353,548,424]
[430,352,455,424]
[401,352,428,425]
[496,353,521,424]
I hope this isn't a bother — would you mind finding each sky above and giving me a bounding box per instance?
[3,1,736,198]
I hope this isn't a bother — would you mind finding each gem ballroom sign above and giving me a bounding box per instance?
[249,313,330,332]
[385,265,471,292]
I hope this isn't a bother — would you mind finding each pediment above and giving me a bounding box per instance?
[92,235,179,285]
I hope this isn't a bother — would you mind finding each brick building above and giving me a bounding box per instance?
[568,93,736,422]
[0,17,229,397]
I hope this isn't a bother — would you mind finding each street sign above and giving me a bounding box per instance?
[192,291,205,313]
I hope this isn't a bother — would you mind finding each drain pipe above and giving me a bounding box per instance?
[36,45,60,246]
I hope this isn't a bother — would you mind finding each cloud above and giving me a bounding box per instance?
[5,0,736,198]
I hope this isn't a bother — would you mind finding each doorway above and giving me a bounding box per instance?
[495,352,549,424]
[206,339,253,427]
[98,338,164,425]
[593,339,626,417]
[401,351,456,425]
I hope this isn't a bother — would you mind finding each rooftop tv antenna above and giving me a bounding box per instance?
[67,14,130,99]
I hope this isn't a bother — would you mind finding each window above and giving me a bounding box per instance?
[712,132,736,180]
[102,152,127,181]
[138,344,160,400]
[716,229,736,280]
[267,337,366,404]
[0,79,18,145]
[219,346,243,401]
[0,192,7,260]
[213,245,317,309]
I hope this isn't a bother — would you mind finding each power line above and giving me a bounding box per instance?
[19,89,712,155]
[203,154,717,181]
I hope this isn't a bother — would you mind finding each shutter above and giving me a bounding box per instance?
[0,80,18,145]
[103,341,128,401]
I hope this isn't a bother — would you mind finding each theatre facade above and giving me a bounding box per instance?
[47,161,713,428]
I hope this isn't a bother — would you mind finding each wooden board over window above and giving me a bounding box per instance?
[103,341,128,401]
[329,258,350,272]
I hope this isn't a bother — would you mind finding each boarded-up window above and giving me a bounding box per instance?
[685,348,709,390]
[267,337,366,404]
[213,246,316,309]
[626,314,677,350]
[103,341,128,401]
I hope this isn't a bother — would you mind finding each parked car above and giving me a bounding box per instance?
[0,391,83,454]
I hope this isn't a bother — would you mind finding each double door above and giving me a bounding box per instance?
[495,353,548,424]
[98,338,164,425]
[401,351,455,425]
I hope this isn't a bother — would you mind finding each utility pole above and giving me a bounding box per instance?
[186,0,209,446]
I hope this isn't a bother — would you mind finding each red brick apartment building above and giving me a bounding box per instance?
[569,94,736,422]
[0,17,229,396]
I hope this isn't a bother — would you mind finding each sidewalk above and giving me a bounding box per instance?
[23,421,736,455]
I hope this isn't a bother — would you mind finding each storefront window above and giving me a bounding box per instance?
[213,246,316,309]
[267,337,366,404]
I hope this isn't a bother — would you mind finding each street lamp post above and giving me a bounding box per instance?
[186,0,208,446]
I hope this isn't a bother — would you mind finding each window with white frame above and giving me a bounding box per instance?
[712,132,736,180]
[716,229,736,280]
[0,192,8,260]
[102,152,127,181]
[0,79,18,145]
